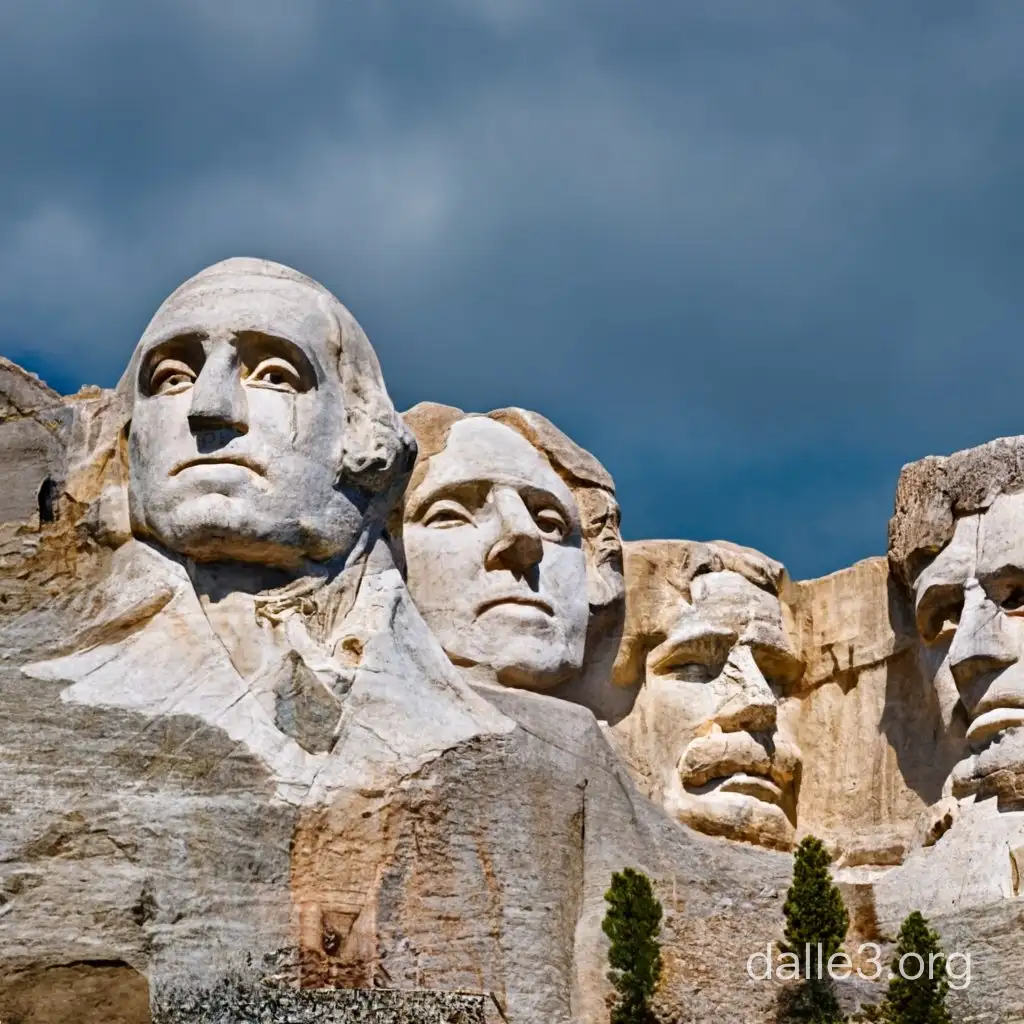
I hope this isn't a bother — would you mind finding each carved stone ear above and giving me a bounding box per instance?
[333,308,417,505]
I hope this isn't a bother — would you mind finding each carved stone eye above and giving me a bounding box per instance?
[534,508,568,541]
[916,587,964,643]
[663,661,716,684]
[422,500,472,528]
[248,357,301,392]
[150,359,196,395]
[652,654,721,683]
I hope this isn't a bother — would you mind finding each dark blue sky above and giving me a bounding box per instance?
[3,1,1023,580]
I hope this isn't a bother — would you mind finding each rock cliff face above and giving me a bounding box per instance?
[782,557,947,864]
[0,263,796,1024]
[0,439,794,1024]
[3,265,1024,1023]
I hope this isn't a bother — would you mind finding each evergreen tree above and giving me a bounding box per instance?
[602,867,663,1024]
[777,835,849,1024]
[782,836,850,974]
[879,912,952,1024]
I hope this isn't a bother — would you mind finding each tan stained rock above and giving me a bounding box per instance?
[610,538,803,851]
[780,557,958,864]
[11,259,1024,1021]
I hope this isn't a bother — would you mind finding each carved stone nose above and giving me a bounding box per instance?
[949,580,1017,690]
[713,645,777,733]
[187,348,248,436]
[486,529,544,574]
[485,489,544,573]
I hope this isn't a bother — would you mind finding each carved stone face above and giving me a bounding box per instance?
[578,487,624,608]
[402,416,589,690]
[912,491,1024,778]
[127,271,362,569]
[644,570,803,850]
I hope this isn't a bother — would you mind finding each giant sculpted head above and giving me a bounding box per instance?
[890,437,1024,805]
[391,403,624,698]
[31,258,509,782]
[611,540,804,850]
[118,257,413,570]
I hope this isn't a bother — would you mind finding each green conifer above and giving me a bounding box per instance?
[782,836,849,974]
[879,912,952,1024]
[777,835,849,1024]
[602,867,663,1024]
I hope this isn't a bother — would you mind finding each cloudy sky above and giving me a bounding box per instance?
[2,1,1022,579]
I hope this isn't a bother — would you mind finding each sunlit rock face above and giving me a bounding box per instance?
[869,437,1024,944]
[124,259,371,569]
[610,539,804,851]
[393,402,630,720]
[23,258,502,794]
[776,556,950,873]
[889,436,1024,808]
[10,256,1024,1021]
[2,260,546,1016]
[0,269,800,1024]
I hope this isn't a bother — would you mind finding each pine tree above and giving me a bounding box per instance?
[777,835,850,1024]
[879,912,952,1024]
[782,836,850,974]
[602,867,664,1024]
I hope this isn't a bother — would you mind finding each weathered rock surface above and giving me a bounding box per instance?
[609,539,804,852]
[0,277,797,1024]
[0,560,803,1023]
[0,358,70,527]
[5,262,1024,1021]
[781,556,959,863]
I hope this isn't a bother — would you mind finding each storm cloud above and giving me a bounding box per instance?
[2,0,1023,577]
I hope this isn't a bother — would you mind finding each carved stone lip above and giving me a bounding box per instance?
[683,766,786,805]
[171,454,266,477]
[476,595,554,617]
[717,772,783,804]
[677,732,800,803]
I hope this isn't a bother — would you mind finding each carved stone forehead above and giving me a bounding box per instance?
[691,569,780,622]
[410,416,577,516]
[123,258,343,391]
[916,491,1024,601]
[689,570,793,651]
[619,539,780,629]
[889,434,1024,590]
[977,490,1024,578]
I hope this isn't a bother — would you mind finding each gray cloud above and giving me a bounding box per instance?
[2,0,1023,576]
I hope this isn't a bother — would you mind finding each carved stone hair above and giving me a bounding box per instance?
[889,434,1024,591]
[114,258,416,541]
